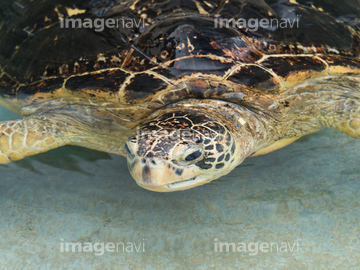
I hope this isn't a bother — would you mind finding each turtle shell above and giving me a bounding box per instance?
[0,0,360,116]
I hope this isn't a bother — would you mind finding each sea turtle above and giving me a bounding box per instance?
[0,0,359,192]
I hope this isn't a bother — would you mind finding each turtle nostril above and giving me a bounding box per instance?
[141,158,146,164]
[151,160,156,165]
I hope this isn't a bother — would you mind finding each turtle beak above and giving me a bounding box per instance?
[137,175,207,192]
[127,157,206,192]
[125,144,206,192]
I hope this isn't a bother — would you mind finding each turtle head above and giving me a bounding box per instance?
[125,104,249,192]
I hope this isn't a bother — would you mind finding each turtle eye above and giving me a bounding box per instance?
[125,142,131,154]
[125,142,135,157]
[125,142,136,160]
[185,149,203,161]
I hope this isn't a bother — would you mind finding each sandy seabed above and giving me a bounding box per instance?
[0,106,359,269]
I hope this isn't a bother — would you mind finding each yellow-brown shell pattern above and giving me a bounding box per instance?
[0,0,359,112]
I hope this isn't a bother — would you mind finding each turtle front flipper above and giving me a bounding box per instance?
[336,115,360,139]
[0,117,69,163]
[0,98,138,163]
[319,76,360,139]
[278,75,360,141]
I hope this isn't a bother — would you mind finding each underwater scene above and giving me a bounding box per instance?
[1,104,359,269]
[1,0,360,269]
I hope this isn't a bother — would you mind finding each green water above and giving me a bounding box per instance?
[0,106,359,269]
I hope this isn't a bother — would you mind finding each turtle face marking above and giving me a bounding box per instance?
[125,110,237,192]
